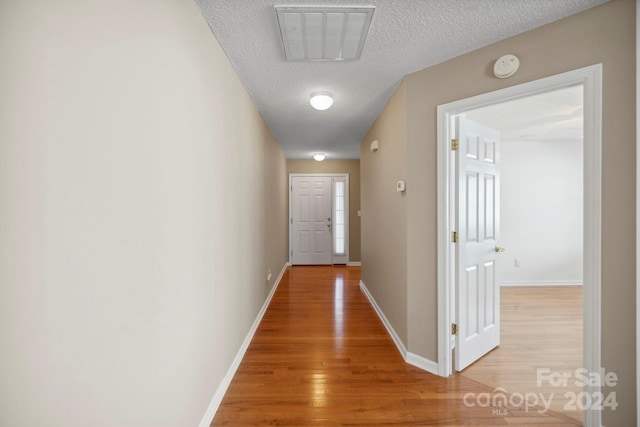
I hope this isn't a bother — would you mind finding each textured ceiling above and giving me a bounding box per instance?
[196,0,606,159]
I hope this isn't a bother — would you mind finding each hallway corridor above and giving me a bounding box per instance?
[211,266,580,426]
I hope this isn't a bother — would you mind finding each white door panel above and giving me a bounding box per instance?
[292,176,332,265]
[455,116,502,371]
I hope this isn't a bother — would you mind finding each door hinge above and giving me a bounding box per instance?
[451,138,458,151]
[452,231,458,243]
[452,323,458,335]
[290,218,293,224]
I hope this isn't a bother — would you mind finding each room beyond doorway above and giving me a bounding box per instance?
[452,85,584,423]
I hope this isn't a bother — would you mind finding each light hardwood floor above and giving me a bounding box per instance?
[211,266,581,426]
[459,286,583,423]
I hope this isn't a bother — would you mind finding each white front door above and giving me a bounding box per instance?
[291,176,332,265]
[455,116,502,371]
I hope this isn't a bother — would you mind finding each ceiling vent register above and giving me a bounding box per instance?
[275,6,375,61]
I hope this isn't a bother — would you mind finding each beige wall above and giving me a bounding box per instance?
[0,1,288,426]
[362,1,636,424]
[360,80,408,343]
[287,160,361,262]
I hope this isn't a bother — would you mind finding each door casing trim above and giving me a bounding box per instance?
[436,64,602,427]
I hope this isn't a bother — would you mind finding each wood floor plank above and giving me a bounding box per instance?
[211,266,580,426]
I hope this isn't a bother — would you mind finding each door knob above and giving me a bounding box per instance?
[495,246,506,253]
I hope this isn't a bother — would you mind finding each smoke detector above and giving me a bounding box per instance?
[493,54,520,79]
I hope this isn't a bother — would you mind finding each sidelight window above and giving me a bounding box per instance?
[333,180,345,255]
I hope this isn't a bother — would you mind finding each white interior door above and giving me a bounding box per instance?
[291,176,332,265]
[455,116,502,371]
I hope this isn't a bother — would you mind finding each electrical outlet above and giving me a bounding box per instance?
[267,269,272,282]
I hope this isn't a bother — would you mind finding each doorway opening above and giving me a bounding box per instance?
[436,65,602,427]
[453,85,584,422]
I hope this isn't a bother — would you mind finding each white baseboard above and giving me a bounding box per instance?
[359,280,438,376]
[406,352,439,375]
[359,280,407,357]
[347,261,361,266]
[198,262,290,427]
[501,280,582,287]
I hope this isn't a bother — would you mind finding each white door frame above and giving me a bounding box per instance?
[289,173,350,265]
[436,65,602,426]
[636,0,640,421]
[636,0,640,420]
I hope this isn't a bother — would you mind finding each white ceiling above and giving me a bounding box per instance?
[465,85,584,143]
[196,0,606,159]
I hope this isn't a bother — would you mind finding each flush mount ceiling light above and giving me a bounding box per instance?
[310,92,333,110]
[275,6,375,62]
[313,152,326,161]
